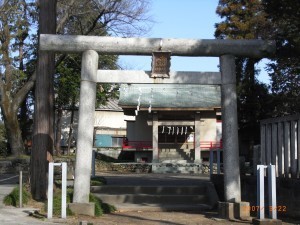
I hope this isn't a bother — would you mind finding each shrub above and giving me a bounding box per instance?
[3,185,30,206]
[91,176,107,186]
[45,188,74,216]
[89,193,103,216]
[89,193,116,216]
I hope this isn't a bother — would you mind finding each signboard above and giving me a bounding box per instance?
[151,51,171,78]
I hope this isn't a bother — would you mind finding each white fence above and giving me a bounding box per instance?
[260,114,300,178]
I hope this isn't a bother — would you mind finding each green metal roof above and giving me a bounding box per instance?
[118,84,221,109]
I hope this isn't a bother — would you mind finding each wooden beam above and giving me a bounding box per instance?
[40,34,276,58]
[147,120,195,126]
[97,70,221,85]
[121,107,218,111]
[260,114,300,125]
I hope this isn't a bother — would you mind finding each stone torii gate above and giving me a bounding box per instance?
[40,34,275,216]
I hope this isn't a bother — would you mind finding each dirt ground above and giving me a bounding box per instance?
[52,210,300,225]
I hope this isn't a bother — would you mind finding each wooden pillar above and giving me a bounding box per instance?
[271,124,278,167]
[152,113,159,162]
[298,120,300,178]
[284,122,290,178]
[266,124,272,165]
[73,50,98,203]
[220,55,241,203]
[194,112,201,163]
[260,124,266,165]
[277,122,284,177]
[291,121,297,178]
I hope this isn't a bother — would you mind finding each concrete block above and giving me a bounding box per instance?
[218,201,235,220]
[252,218,282,225]
[68,202,95,216]
[234,202,250,220]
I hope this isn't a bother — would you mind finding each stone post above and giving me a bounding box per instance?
[220,55,241,203]
[70,50,98,216]
[152,113,159,162]
[194,112,201,163]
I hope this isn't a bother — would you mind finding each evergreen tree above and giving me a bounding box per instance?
[263,0,300,116]
[215,0,273,154]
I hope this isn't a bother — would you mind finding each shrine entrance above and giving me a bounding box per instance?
[39,34,275,215]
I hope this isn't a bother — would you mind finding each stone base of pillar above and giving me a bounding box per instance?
[218,202,234,220]
[252,218,282,225]
[234,201,250,220]
[194,159,202,164]
[68,202,95,216]
[218,201,251,220]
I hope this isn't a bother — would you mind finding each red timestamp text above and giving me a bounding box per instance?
[242,205,287,212]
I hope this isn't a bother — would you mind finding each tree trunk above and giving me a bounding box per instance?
[31,0,56,201]
[0,106,24,156]
[55,107,63,156]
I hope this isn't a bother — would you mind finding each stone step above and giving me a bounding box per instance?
[91,185,207,195]
[159,149,193,161]
[90,175,219,212]
[94,193,207,205]
[159,159,190,163]
[160,151,190,155]
[108,203,212,212]
[160,149,191,152]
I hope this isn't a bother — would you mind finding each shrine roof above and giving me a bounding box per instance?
[118,84,220,110]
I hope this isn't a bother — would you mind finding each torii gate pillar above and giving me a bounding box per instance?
[69,50,98,216]
[220,55,241,203]
[218,55,251,220]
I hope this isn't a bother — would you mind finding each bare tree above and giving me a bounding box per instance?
[0,0,36,156]
[1,0,152,199]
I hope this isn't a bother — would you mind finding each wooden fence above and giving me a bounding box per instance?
[260,114,300,178]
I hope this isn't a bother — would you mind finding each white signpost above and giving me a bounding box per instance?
[257,164,277,220]
[48,162,67,219]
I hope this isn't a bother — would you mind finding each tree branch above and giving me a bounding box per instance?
[12,70,36,111]
[56,0,76,34]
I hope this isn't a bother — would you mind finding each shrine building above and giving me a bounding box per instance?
[118,83,222,163]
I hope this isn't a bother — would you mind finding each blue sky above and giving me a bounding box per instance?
[118,0,270,84]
